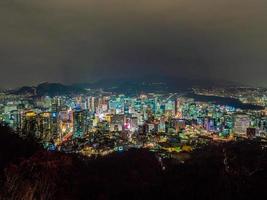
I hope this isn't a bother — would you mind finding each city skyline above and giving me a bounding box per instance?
[1,0,267,88]
[2,87,266,152]
[1,1,267,199]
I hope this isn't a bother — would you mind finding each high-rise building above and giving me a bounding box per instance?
[22,111,38,137]
[38,112,52,141]
[58,110,73,140]
[110,114,124,131]
[73,110,87,138]
[234,114,250,136]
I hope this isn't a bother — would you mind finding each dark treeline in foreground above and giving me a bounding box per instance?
[0,125,266,200]
[0,125,40,174]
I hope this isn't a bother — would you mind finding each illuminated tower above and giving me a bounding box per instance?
[58,110,73,141]
[89,97,95,113]
[73,110,87,138]
[175,98,183,118]
[38,112,52,141]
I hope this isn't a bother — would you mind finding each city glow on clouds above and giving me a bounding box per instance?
[0,0,267,87]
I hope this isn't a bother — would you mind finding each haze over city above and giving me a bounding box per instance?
[1,0,267,88]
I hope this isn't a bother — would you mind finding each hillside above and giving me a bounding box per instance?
[0,125,266,199]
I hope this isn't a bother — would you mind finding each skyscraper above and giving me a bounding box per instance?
[234,114,250,136]
[73,110,87,138]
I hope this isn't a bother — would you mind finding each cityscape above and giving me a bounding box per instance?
[1,84,267,161]
[1,0,267,199]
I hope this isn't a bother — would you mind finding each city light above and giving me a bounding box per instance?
[0,87,266,159]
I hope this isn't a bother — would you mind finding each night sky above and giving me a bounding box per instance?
[1,0,267,88]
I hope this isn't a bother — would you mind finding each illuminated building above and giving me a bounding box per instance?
[7,110,20,130]
[145,105,154,122]
[22,111,38,137]
[234,114,250,136]
[129,117,138,132]
[50,112,58,139]
[35,96,51,109]
[175,98,181,117]
[165,100,175,117]
[204,117,215,132]
[124,117,131,131]
[88,97,96,113]
[38,112,52,141]
[175,119,186,132]
[109,97,124,114]
[158,117,166,133]
[147,123,155,133]
[73,110,87,138]
[4,104,17,113]
[110,114,124,131]
[105,114,112,123]
[58,110,73,141]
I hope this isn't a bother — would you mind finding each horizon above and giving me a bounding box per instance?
[1,76,257,91]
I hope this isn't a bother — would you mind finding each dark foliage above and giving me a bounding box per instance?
[0,125,40,171]
[0,127,266,200]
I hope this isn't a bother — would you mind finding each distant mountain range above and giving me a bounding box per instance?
[9,77,240,96]
[10,83,85,97]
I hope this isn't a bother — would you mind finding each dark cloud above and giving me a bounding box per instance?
[0,0,267,88]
